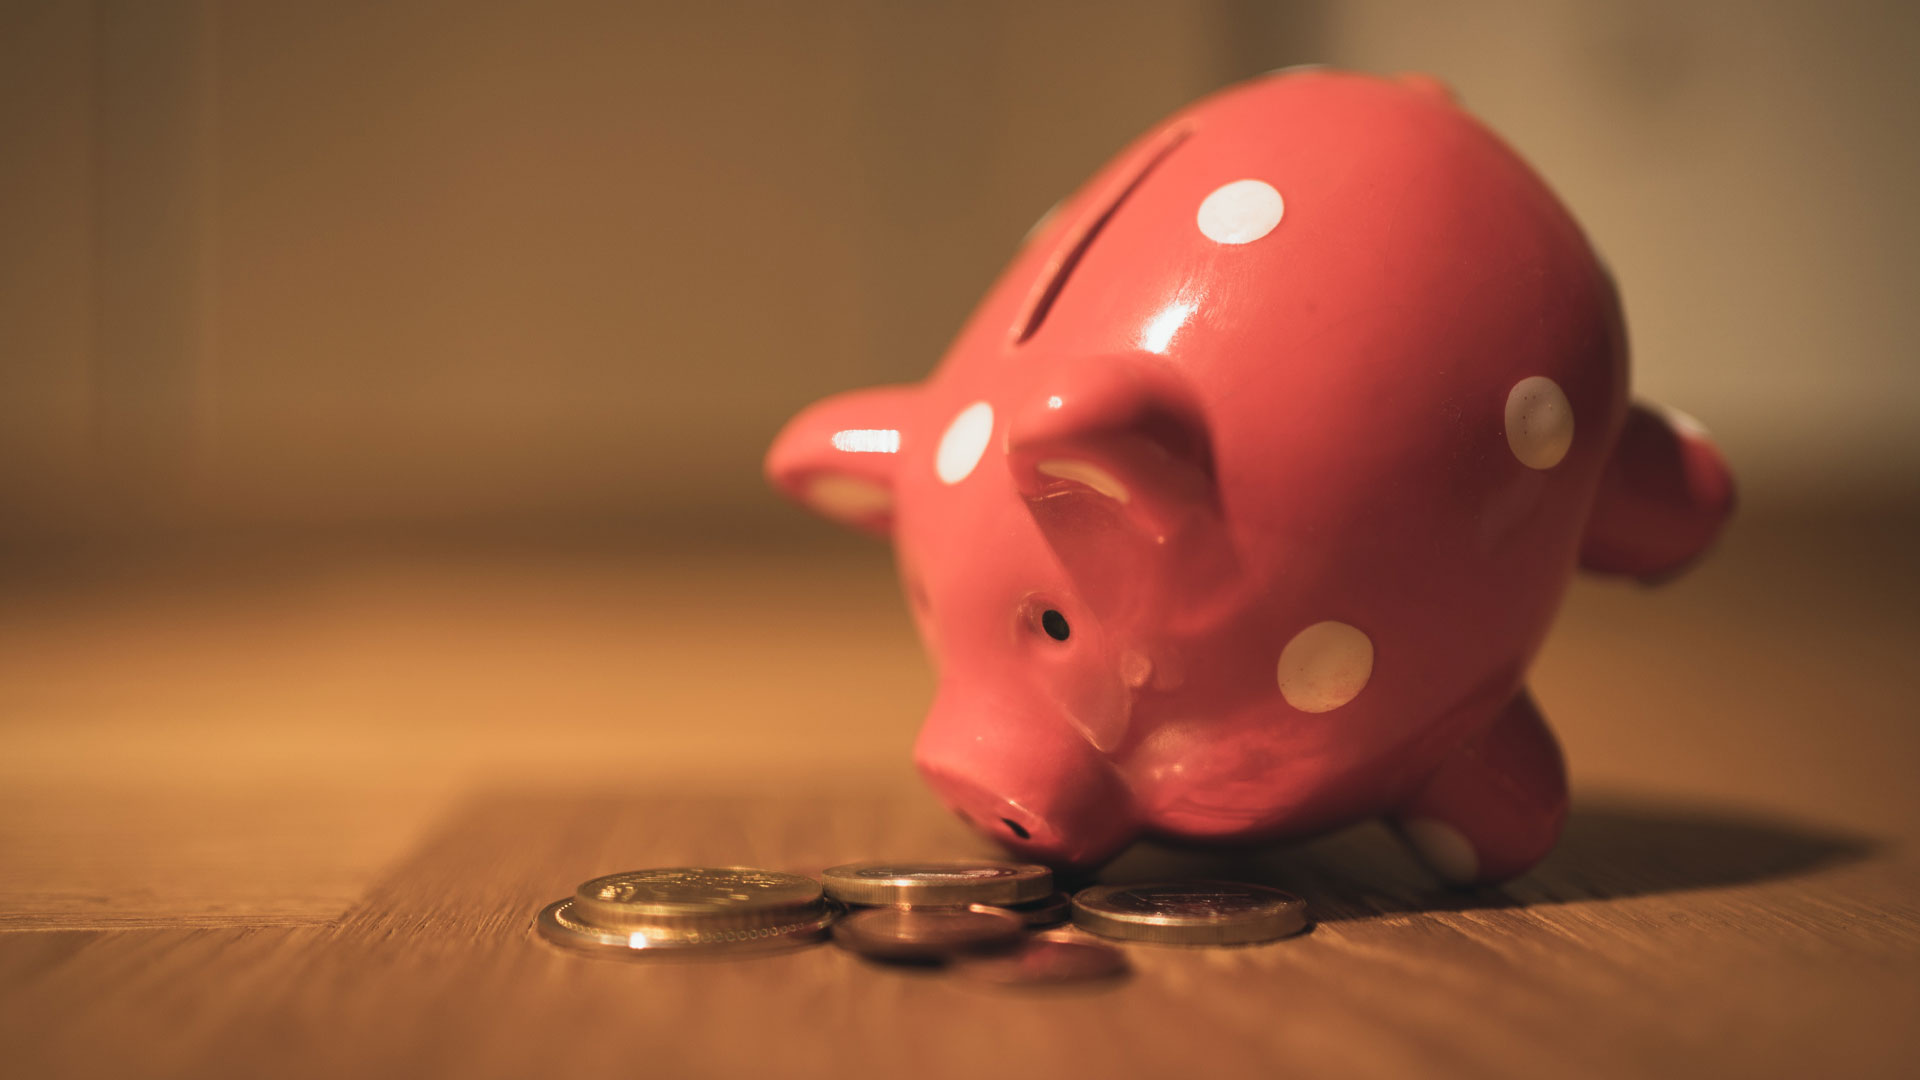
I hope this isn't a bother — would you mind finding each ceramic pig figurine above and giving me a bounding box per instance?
[766,70,1733,883]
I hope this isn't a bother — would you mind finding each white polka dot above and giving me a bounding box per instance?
[1276,620,1373,712]
[806,475,891,522]
[1402,818,1479,885]
[1035,458,1130,503]
[1197,179,1284,245]
[936,402,994,484]
[1505,376,1574,470]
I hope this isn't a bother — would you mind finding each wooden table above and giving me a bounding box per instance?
[3,512,1916,1078]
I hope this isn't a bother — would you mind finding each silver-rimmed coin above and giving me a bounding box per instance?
[1071,880,1308,945]
[822,860,1052,907]
[972,890,1072,927]
[955,937,1130,986]
[572,867,822,931]
[830,904,1026,962]
[535,897,839,958]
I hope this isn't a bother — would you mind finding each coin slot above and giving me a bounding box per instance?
[1001,818,1031,840]
[1012,126,1192,345]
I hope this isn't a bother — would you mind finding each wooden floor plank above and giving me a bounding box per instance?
[3,786,1913,1080]
[1,513,1916,1076]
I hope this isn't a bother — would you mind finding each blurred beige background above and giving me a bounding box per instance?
[4,0,1916,549]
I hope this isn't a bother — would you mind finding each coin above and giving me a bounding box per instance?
[535,897,839,958]
[822,860,1053,907]
[572,867,823,931]
[1070,880,1308,945]
[955,937,1130,986]
[830,904,1026,962]
[972,890,1072,927]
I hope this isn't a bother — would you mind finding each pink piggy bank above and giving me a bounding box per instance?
[766,71,1733,882]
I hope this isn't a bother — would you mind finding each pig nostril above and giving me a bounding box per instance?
[1001,818,1031,840]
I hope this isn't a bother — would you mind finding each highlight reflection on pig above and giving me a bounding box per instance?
[766,71,1733,882]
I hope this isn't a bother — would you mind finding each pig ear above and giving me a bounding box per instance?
[1005,356,1219,546]
[766,384,919,537]
[1579,403,1736,582]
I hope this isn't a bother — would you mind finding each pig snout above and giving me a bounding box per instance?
[913,689,1138,868]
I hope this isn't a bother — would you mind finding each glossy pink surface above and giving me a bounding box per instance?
[766,71,1734,881]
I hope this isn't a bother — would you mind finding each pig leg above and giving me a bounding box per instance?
[1389,690,1568,886]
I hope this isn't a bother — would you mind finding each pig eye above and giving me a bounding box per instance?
[1040,609,1071,641]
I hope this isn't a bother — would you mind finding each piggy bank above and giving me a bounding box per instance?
[766,70,1733,883]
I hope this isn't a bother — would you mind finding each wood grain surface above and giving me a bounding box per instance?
[2,512,1917,1078]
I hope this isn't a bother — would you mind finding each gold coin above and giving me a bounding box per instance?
[821,860,1053,907]
[534,898,839,958]
[572,867,822,931]
[1070,881,1308,945]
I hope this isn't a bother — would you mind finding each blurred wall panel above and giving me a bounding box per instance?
[199,0,1232,536]
[202,0,877,531]
[93,0,212,528]
[0,0,1231,542]
[4,1,1913,546]
[0,1,96,534]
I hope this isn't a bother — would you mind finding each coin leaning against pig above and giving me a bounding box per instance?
[534,861,1309,984]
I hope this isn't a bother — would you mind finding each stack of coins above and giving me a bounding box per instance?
[534,862,1308,983]
[536,867,839,956]
[818,860,1130,984]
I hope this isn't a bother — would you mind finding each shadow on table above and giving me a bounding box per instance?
[1094,794,1881,923]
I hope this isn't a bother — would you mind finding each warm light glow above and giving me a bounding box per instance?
[830,428,901,453]
[628,931,650,948]
[1138,297,1198,354]
[1047,395,1063,409]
